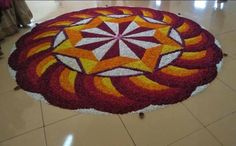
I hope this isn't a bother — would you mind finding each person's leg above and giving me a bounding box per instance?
[0,7,18,40]
[12,0,33,27]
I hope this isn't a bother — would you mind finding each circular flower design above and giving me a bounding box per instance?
[8,7,223,114]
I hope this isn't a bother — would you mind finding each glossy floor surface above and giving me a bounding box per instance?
[0,1,236,146]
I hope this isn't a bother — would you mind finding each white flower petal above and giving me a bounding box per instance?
[98,68,143,76]
[71,18,93,26]
[191,84,209,96]
[75,37,112,47]
[169,28,182,44]
[107,14,130,18]
[92,39,117,60]
[81,28,114,36]
[119,40,139,59]
[56,54,82,72]
[215,40,222,48]
[105,22,119,35]
[123,38,160,49]
[124,29,156,37]
[143,17,165,24]
[53,31,66,47]
[122,21,139,35]
[158,51,181,68]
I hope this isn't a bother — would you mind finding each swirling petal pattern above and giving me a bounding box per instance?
[8,6,223,114]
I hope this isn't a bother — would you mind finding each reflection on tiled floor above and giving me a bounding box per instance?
[1,0,236,146]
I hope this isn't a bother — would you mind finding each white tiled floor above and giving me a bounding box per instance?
[1,1,236,146]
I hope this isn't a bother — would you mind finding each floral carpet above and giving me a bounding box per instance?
[8,7,223,114]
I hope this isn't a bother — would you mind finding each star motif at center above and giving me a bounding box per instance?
[75,21,161,61]
[52,15,183,76]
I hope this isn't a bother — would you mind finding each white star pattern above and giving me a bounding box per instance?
[75,21,160,60]
[53,15,184,77]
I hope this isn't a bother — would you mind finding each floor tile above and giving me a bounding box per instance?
[1,28,30,57]
[193,12,236,35]
[178,1,236,35]
[0,90,43,141]
[26,1,60,22]
[169,128,221,146]
[0,63,16,94]
[0,128,46,146]
[115,1,236,35]
[208,112,236,146]
[216,31,236,59]
[183,79,236,126]
[26,1,236,37]
[120,103,203,146]
[0,29,31,94]
[45,114,134,146]
[26,1,97,22]
[217,59,236,91]
[0,1,236,146]
[41,102,78,125]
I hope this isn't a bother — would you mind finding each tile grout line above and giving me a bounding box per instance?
[42,127,48,146]
[40,101,48,146]
[214,29,236,37]
[205,127,224,146]
[0,95,47,144]
[166,128,202,146]
[205,110,236,127]
[0,126,43,144]
[217,78,236,94]
[118,115,136,146]
[45,113,80,127]
[181,103,224,146]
